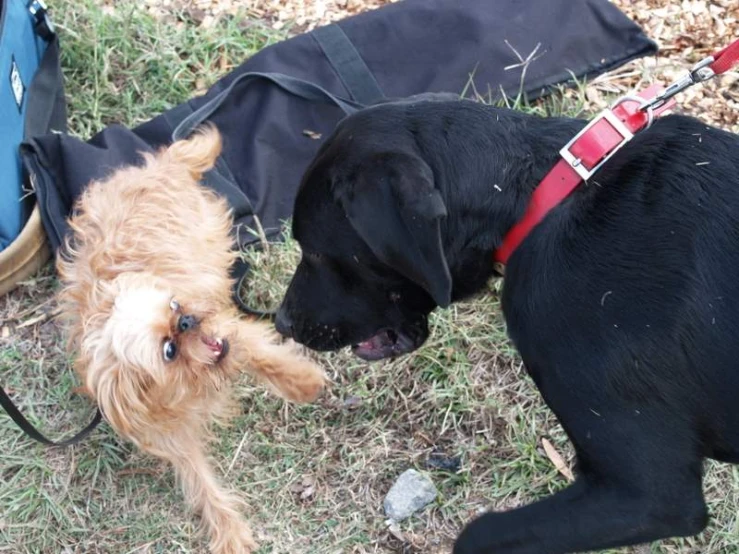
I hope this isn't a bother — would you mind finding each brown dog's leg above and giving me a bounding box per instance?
[157,432,257,554]
[233,319,327,403]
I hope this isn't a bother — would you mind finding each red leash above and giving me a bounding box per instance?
[494,38,739,273]
[709,38,739,76]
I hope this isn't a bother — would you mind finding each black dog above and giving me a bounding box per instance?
[275,94,739,553]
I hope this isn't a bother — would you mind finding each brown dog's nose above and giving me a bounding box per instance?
[177,314,198,333]
[274,308,294,338]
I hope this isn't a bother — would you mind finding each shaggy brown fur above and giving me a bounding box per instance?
[56,126,326,554]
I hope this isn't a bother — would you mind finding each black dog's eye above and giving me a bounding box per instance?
[389,291,401,303]
[163,339,177,362]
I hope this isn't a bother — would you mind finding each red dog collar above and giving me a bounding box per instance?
[494,38,739,274]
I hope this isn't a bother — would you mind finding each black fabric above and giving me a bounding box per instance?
[22,0,657,273]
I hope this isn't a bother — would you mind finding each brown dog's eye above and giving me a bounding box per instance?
[163,339,177,362]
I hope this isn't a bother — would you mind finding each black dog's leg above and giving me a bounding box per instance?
[453,410,708,554]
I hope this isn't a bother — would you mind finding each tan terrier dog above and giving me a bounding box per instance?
[56,125,326,554]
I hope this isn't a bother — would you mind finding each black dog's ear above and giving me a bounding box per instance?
[334,152,452,307]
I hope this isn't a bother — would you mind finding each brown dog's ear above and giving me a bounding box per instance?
[334,152,452,307]
[167,124,223,179]
[84,357,140,438]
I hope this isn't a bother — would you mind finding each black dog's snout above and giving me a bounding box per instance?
[274,307,294,338]
[177,314,198,333]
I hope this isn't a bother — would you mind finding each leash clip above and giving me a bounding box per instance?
[640,56,716,112]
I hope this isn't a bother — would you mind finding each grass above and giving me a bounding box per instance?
[1,1,738,553]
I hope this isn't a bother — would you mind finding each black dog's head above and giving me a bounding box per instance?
[275,103,455,360]
[275,96,573,360]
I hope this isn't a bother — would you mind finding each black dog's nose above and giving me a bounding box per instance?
[177,314,198,333]
[274,307,294,338]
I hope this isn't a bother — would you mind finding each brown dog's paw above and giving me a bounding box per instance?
[256,345,327,404]
[274,355,327,404]
[209,519,258,554]
[233,320,328,403]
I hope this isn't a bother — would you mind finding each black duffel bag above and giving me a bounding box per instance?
[22,0,656,276]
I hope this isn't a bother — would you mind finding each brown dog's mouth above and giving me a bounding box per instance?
[202,336,229,362]
[351,328,417,361]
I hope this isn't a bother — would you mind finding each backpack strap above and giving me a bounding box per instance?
[25,6,67,139]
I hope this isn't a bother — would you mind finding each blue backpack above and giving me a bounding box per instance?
[0,2,97,447]
[0,0,65,251]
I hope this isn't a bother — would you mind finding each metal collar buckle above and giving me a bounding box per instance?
[559,96,639,181]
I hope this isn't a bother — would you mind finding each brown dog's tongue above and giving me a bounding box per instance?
[202,336,224,357]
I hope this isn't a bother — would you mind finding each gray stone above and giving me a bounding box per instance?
[383,469,439,521]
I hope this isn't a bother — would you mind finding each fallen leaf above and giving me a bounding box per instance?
[541,438,574,482]
[199,14,215,28]
[1,326,9,338]
[300,485,315,500]
[415,431,434,446]
[290,474,317,498]
[343,395,363,409]
[188,7,206,24]
[301,475,315,487]
[387,521,404,542]
[195,78,208,95]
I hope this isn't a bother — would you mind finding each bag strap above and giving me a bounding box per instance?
[312,24,385,105]
[172,70,365,142]
[170,71,366,227]
[0,384,102,447]
[25,12,67,138]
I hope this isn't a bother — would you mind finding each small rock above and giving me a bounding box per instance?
[383,469,438,522]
